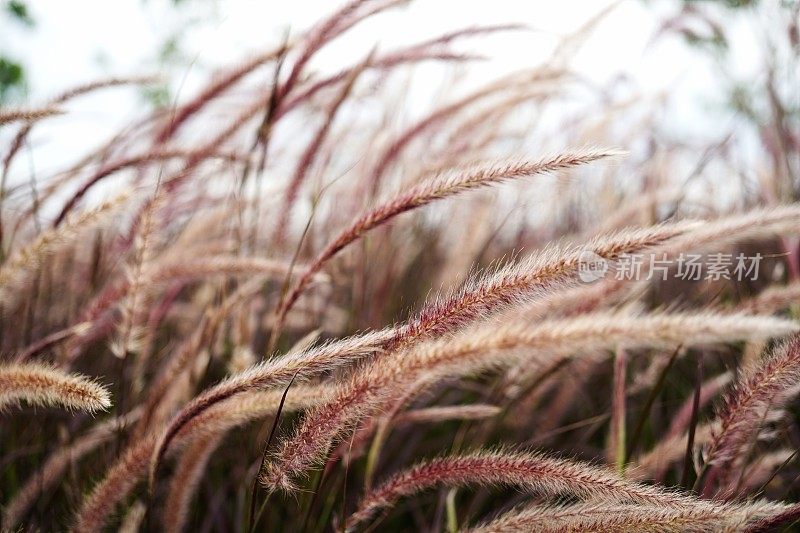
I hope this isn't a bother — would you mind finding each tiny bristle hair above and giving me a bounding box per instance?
[0,363,111,413]
[390,220,698,349]
[169,385,333,448]
[347,448,743,530]
[273,147,625,342]
[79,386,327,532]
[150,219,704,481]
[260,311,796,492]
[0,105,64,125]
[149,330,391,489]
[72,436,156,533]
[703,334,800,496]
[468,500,791,533]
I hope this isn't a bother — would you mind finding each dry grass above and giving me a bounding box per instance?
[2,2,800,531]
[0,363,111,413]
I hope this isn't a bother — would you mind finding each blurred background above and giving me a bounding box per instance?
[1,0,797,207]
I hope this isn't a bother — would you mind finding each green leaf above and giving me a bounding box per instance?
[5,0,35,27]
[0,57,25,102]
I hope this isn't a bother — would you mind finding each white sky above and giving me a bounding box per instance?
[0,0,767,183]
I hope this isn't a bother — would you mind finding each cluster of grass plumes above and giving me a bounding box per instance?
[3,1,800,531]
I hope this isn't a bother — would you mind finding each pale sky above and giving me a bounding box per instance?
[0,1,768,184]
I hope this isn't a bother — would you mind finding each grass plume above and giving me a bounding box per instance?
[0,363,111,412]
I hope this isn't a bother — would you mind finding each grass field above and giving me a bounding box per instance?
[2,1,800,531]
